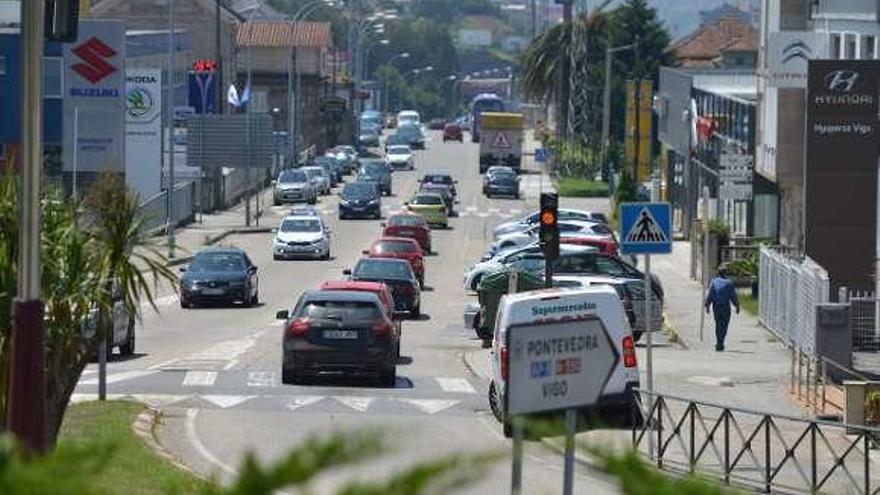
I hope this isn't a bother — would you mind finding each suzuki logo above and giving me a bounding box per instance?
[71,37,118,84]
[825,70,861,92]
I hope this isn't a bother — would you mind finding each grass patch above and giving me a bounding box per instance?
[557,176,609,197]
[740,293,758,316]
[59,401,212,495]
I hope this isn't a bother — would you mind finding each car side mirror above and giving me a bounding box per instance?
[361,250,369,255]
[275,310,289,320]
[392,310,408,320]
[271,180,277,185]
[343,268,352,275]
[380,222,386,227]
[179,266,187,272]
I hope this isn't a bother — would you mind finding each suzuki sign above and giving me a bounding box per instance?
[63,20,126,184]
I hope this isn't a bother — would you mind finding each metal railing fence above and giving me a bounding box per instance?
[633,390,880,494]
[759,247,830,354]
[138,180,196,235]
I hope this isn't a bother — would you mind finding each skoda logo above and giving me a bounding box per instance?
[125,86,154,117]
[825,70,861,92]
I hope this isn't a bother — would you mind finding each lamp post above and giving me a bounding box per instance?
[439,74,457,117]
[600,42,638,180]
[404,66,433,110]
[382,52,410,113]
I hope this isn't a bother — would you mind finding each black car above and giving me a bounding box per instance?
[339,181,381,219]
[277,290,399,386]
[357,159,393,196]
[483,168,520,198]
[179,248,259,308]
[345,258,421,317]
[395,124,425,150]
[420,172,457,197]
[419,182,455,215]
[313,156,342,185]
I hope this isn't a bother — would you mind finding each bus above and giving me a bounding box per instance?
[470,93,505,142]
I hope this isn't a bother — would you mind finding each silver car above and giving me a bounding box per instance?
[302,166,331,195]
[273,168,317,205]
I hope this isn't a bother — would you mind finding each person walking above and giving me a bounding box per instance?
[705,265,740,351]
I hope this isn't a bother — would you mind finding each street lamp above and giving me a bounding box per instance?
[382,52,410,113]
[600,41,638,179]
[404,66,433,109]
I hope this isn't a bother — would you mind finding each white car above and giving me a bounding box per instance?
[301,166,331,195]
[492,208,609,240]
[493,221,615,251]
[397,110,420,127]
[462,243,596,291]
[488,286,640,436]
[272,214,331,260]
[385,144,414,170]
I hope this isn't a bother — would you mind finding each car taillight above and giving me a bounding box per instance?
[289,318,310,337]
[623,336,637,368]
[500,346,509,380]
[372,318,392,337]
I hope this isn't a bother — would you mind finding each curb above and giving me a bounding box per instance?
[165,226,274,267]
[539,437,601,471]
[131,406,205,479]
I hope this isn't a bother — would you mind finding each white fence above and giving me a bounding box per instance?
[758,246,830,353]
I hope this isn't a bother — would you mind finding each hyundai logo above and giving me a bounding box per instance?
[825,70,861,92]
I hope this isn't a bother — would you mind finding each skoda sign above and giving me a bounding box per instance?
[125,69,162,200]
[125,86,154,118]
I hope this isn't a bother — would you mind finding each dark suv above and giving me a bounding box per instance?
[339,181,381,219]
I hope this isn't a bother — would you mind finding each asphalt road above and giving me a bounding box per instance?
[73,131,621,494]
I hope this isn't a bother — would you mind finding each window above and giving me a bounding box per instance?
[0,55,6,76]
[43,57,62,98]
[845,33,857,59]
[830,33,841,59]
[863,35,876,59]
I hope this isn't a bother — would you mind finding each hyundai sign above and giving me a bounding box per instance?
[62,20,126,184]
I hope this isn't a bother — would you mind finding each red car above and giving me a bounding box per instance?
[442,123,463,142]
[560,236,619,257]
[381,213,432,253]
[363,237,426,287]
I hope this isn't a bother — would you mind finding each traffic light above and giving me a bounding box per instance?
[45,0,80,42]
[539,192,559,260]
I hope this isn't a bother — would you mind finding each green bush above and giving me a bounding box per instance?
[557,176,610,197]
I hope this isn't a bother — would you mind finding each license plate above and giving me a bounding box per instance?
[398,229,415,235]
[202,288,225,295]
[323,330,358,339]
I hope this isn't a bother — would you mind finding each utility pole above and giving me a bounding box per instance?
[167,0,176,258]
[557,1,572,141]
[7,0,47,453]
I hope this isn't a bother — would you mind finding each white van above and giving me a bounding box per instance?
[488,287,640,436]
[397,110,420,127]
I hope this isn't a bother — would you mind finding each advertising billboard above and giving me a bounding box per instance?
[125,69,162,200]
[806,60,880,292]
[62,20,126,190]
[767,32,828,88]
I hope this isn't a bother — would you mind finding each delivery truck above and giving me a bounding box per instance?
[479,112,524,174]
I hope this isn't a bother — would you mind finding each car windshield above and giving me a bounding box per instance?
[280,218,321,233]
[388,215,425,227]
[492,171,516,181]
[424,175,452,185]
[300,300,380,320]
[190,253,246,272]
[278,170,307,183]
[375,240,415,254]
[388,146,410,155]
[343,183,376,197]
[354,259,412,280]
[303,167,325,177]
[411,194,442,205]
[362,162,386,174]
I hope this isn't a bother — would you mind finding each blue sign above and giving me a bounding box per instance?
[535,148,549,163]
[188,72,217,114]
[619,202,672,255]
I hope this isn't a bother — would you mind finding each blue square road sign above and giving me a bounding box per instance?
[619,202,672,255]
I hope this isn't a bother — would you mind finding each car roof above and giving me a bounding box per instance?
[413,192,443,199]
[320,280,389,292]
[357,257,410,266]
[301,165,323,171]
[302,289,381,303]
[553,275,624,285]
[282,215,321,222]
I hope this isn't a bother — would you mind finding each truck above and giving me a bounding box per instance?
[479,112,524,174]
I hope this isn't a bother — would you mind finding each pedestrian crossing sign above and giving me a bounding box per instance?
[491,131,511,149]
[619,202,672,255]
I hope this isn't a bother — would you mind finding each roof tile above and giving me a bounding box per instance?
[236,21,332,48]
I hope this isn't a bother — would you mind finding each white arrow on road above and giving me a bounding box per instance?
[286,395,326,412]
[398,399,459,415]
[201,395,256,409]
[334,396,374,412]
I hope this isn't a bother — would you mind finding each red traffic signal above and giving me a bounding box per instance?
[539,193,559,260]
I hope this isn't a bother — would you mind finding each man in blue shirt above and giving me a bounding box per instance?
[705,265,740,351]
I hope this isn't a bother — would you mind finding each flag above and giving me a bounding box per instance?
[240,83,251,107]
[227,84,240,108]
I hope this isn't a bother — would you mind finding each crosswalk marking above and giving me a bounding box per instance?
[78,370,157,386]
[247,371,275,387]
[183,371,218,387]
[286,395,326,412]
[477,212,490,218]
[334,396,374,412]
[488,208,500,214]
[399,398,459,415]
[436,377,477,394]
[201,395,256,409]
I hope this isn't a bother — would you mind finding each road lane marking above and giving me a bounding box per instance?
[398,398,459,415]
[436,377,476,394]
[466,206,478,213]
[286,395,325,411]
[246,371,275,387]
[183,371,218,386]
[78,370,157,385]
[510,209,522,215]
[185,408,237,476]
[334,396,374,412]
[201,395,256,409]
[477,212,490,218]
[488,208,500,214]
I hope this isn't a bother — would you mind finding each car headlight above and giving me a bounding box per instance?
[183,280,198,289]
[368,198,379,205]
[340,199,351,206]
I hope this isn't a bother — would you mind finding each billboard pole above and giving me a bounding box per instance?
[644,253,654,459]
[166,0,176,258]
